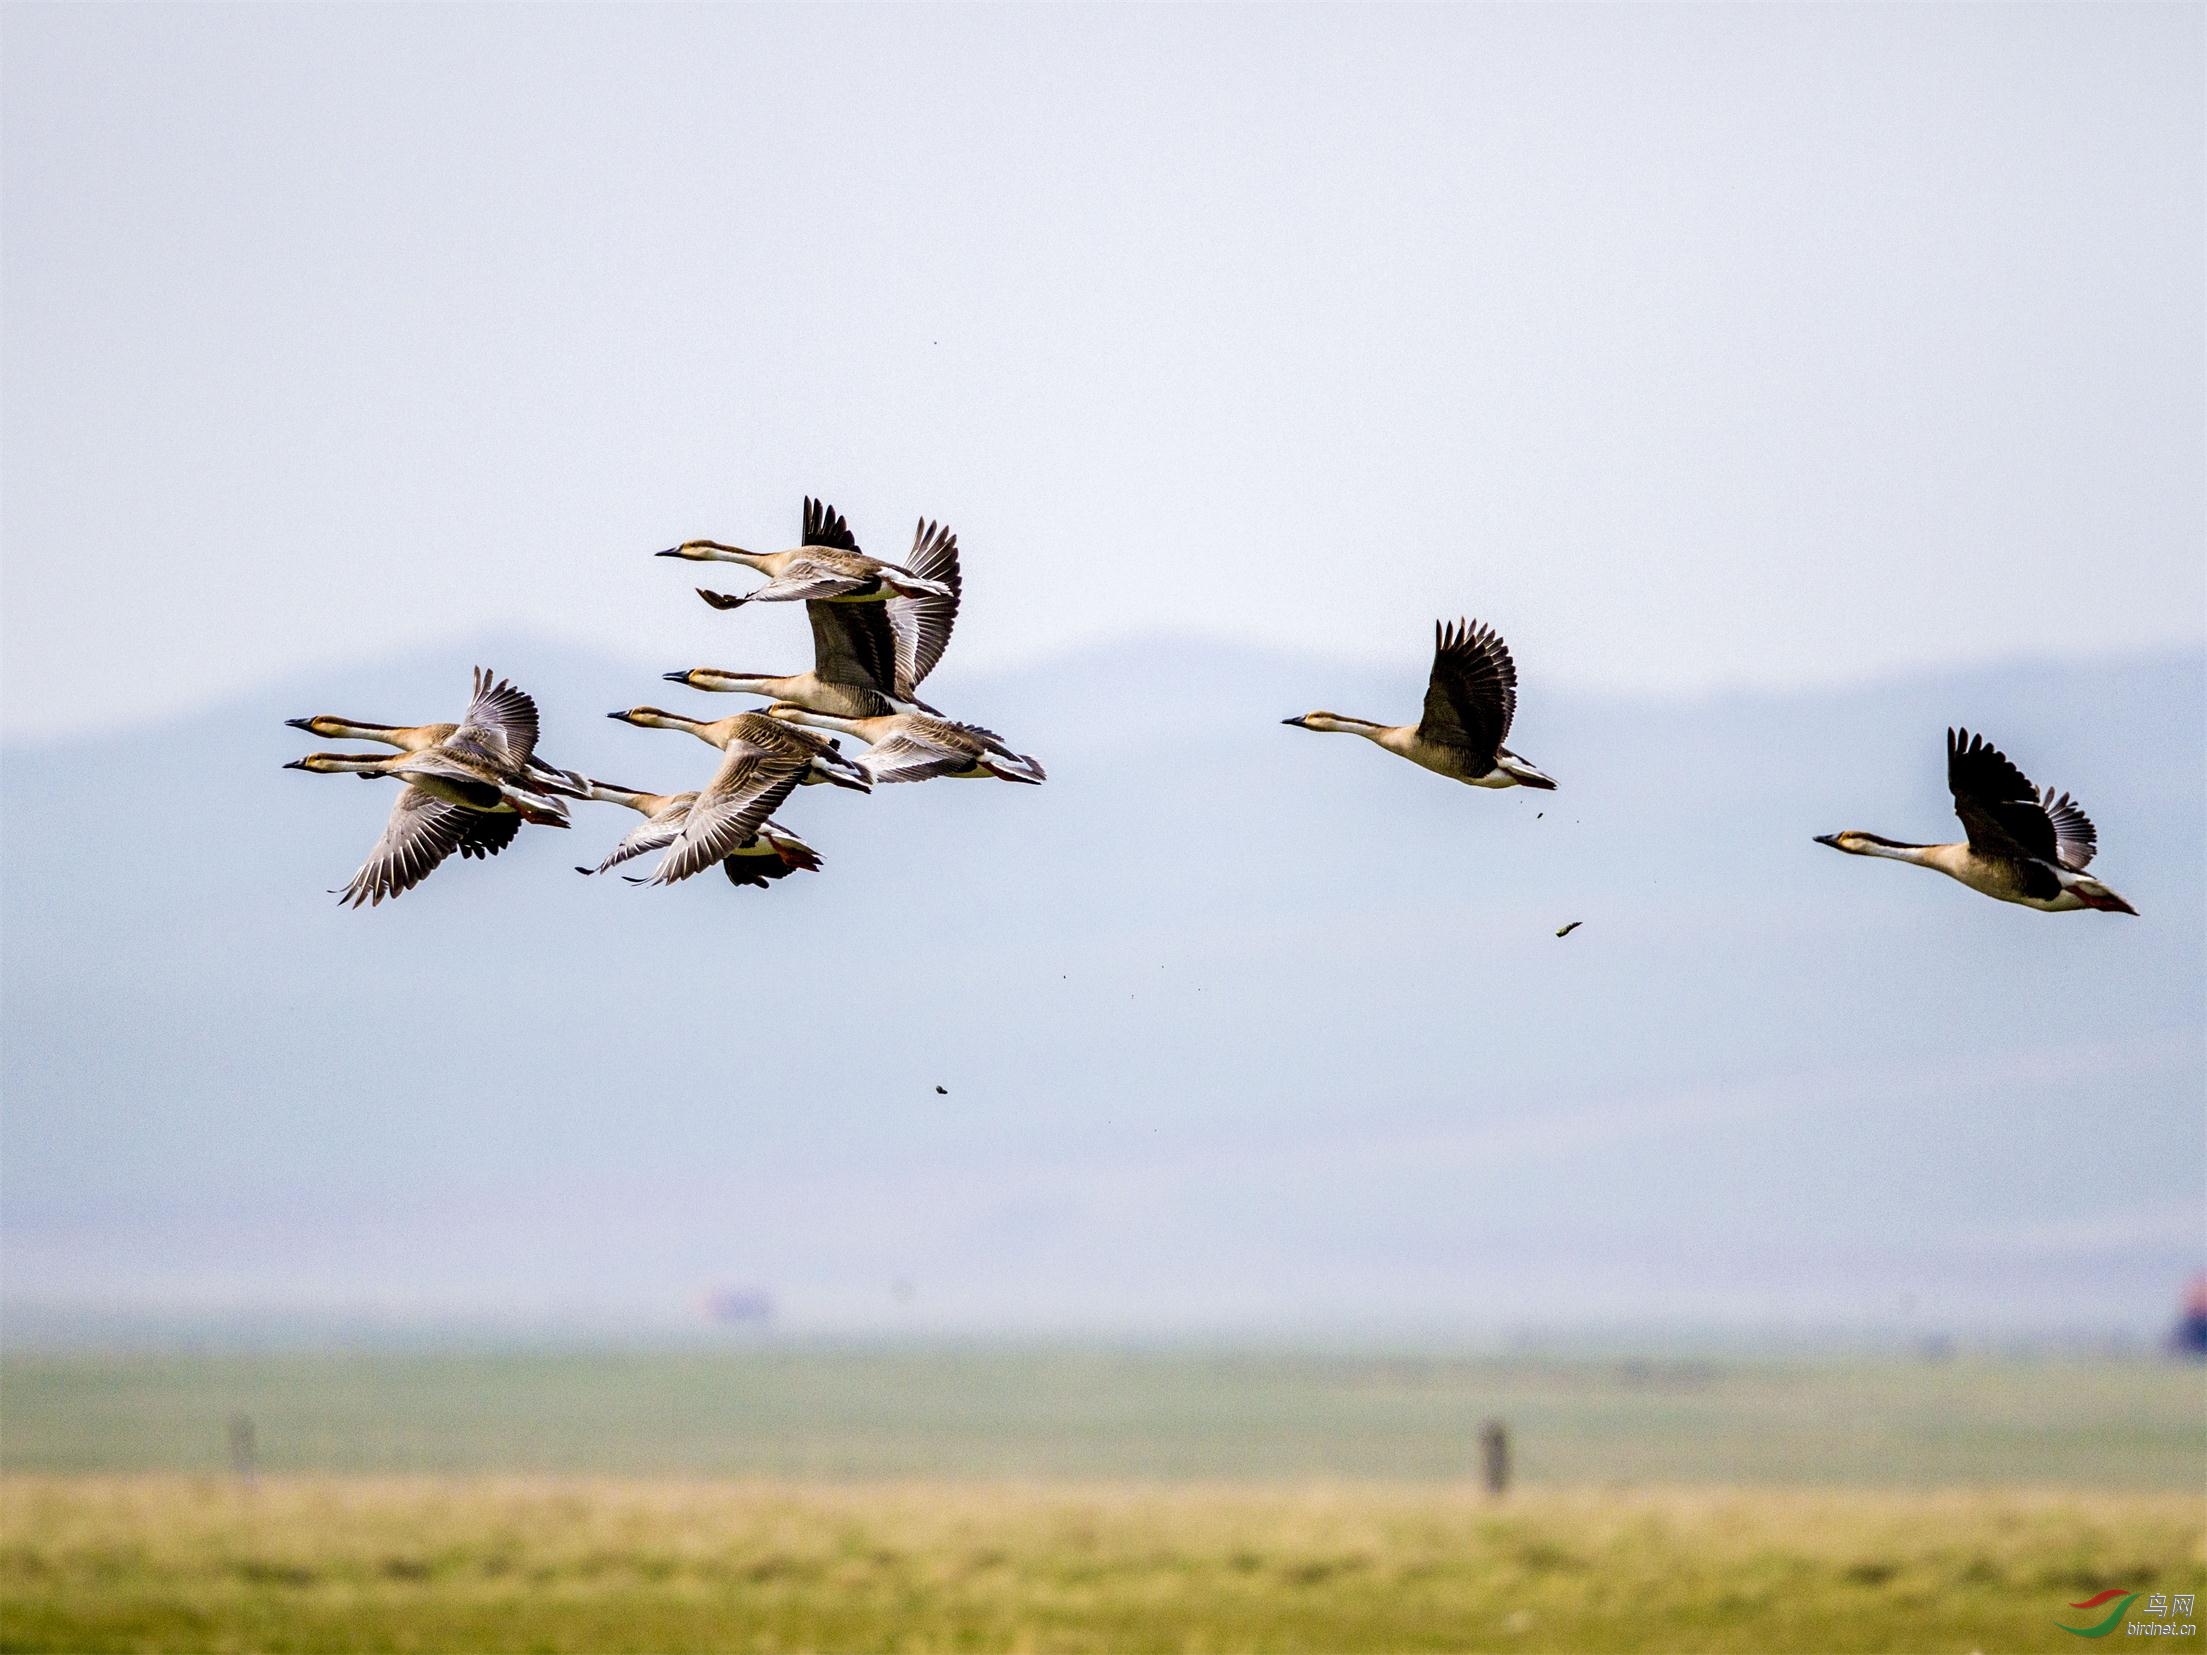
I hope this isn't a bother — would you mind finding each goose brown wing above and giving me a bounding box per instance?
[584,795,696,876]
[740,559,874,604]
[451,668,540,770]
[807,599,899,692]
[723,711,831,759]
[1416,618,1516,764]
[338,786,473,907]
[650,755,809,884]
[801,496,862,553]
[887,519,961,694]
[857,733,974,784]
[1947,728,2061,862]
[911,714,1026,763]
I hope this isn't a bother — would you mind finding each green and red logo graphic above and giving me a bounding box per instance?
[2057,1590,2139,1638]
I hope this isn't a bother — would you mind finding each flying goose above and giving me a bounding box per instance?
[666,519,963,718]
[286,673,573,825]
[765,703,1045,785]
[1284,618,1557,790]
[605,706,872,792]
[660,496,955,611]
[285,668,588,800]
[1816,728,2136,914]
[575,781,824,891]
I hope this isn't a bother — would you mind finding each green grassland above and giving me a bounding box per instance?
[1,1349,2201,1652]
[5,1346,2203,1486]
[3,1476,2202,1653]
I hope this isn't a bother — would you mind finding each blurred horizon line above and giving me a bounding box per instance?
[5,626,2202,750]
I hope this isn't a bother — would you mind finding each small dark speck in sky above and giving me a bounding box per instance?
[934,1084,948,1095]
[1555,921,1582,939]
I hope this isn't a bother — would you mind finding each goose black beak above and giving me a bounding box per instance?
[1812,834,1841,849]
[1281,716,1308,729]
[654,547,683,558]
[283,717,314,731]
[607,711,634,723]
[662,671,692,685]
[282,758,310,769]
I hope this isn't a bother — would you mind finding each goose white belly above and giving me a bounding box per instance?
[1379,730,1493,784]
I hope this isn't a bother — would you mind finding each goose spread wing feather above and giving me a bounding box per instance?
[1947,728,2061,863]
[585,794,697,875]
[741,563,873,604]
[650,755,809,884]
[339,786,475,907]
[887,519,962,693]
[452,668,540,770]
[807,600,900,693]
[1416,618,1517,764]
[801,496,862,553]
[2040,788,2098,871]
[452,810,521,862]
[857,734,974,784]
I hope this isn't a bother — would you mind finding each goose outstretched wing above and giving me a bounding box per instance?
[451,668,540,771]
[807,600,900,694]
[2039,789,2098,870]
[1415,618,1516,765]
[856,733,974,784]
[452,810,521,862]
[580,794,696,876]
[1947,728,2067,864]
[801,496,861,553]
[337,786,495,907]
[724,559,874,604]
[887,519,961,695]
[649,754,810,885]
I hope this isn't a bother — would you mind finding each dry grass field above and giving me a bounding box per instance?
[2,1476,2202,1653]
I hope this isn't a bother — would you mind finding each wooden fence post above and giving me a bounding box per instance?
[1479,1418,1509,1495]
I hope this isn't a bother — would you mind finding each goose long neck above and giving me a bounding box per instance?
[325,719,407,744]
[585,782,654,811]
[1857,836,1939,866]
[697,542,770,570]
[778,709,864,737]
[690,671,786,695]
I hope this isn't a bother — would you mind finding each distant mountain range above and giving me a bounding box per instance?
[3,638,2200,1339]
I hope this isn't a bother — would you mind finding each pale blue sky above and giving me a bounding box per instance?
[4,3,2200,737]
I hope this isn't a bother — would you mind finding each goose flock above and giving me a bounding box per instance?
[285,497,1041,906]
[286,498,2136,919]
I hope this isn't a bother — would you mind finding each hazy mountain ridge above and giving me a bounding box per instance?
[3,638,2200,1336]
